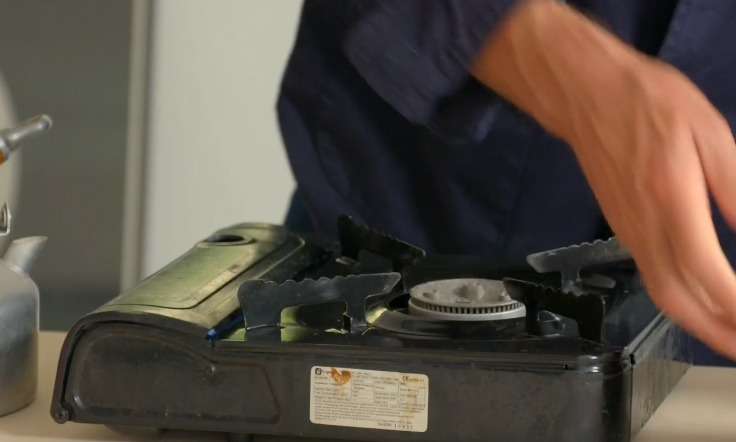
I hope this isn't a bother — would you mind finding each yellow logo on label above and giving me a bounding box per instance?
[330,367,352,385]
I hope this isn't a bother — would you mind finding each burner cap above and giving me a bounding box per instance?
[408,278,525,321]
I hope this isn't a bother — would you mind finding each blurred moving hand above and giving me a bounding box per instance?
[472,0,736,358]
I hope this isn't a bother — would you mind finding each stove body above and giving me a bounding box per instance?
[50,217,692,442]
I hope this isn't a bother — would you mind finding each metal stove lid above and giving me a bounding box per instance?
[408,278,526,321]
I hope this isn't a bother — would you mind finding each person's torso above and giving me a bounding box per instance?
[277,0,736,261]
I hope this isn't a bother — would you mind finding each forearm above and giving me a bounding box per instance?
[470,0,645,142]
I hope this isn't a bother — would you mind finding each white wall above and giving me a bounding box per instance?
[141,0,302,277]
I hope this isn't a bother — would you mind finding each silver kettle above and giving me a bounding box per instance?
[0,114,51,416]
[0,236,46,416]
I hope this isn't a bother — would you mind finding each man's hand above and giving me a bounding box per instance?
[471,0,736,358]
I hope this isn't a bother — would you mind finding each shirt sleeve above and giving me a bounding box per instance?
[343,0,521,125]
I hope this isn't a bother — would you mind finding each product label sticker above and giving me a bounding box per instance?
[309,366,429,432]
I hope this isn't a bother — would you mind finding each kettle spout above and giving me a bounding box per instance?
[3,236,47,275]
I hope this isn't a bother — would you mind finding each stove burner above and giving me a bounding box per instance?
[408,278,526,321]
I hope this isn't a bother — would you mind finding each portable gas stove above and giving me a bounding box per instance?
[50,216,692,442]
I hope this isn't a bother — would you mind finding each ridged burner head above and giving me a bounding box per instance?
[408,278,526,321]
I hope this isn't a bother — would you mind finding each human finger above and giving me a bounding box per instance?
[693,110,736,230]
[655,149,736,323]
[640,243,736,360]
[655,276,736,359]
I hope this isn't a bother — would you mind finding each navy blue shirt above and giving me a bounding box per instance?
[277,0,692,256]
[277,1,736,364]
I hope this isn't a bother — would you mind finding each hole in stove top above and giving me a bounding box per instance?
[204,233,253,245]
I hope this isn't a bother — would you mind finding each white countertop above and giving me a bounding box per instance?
[1,332,734,441]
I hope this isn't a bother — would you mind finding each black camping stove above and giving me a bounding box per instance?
[50,216,692,442]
